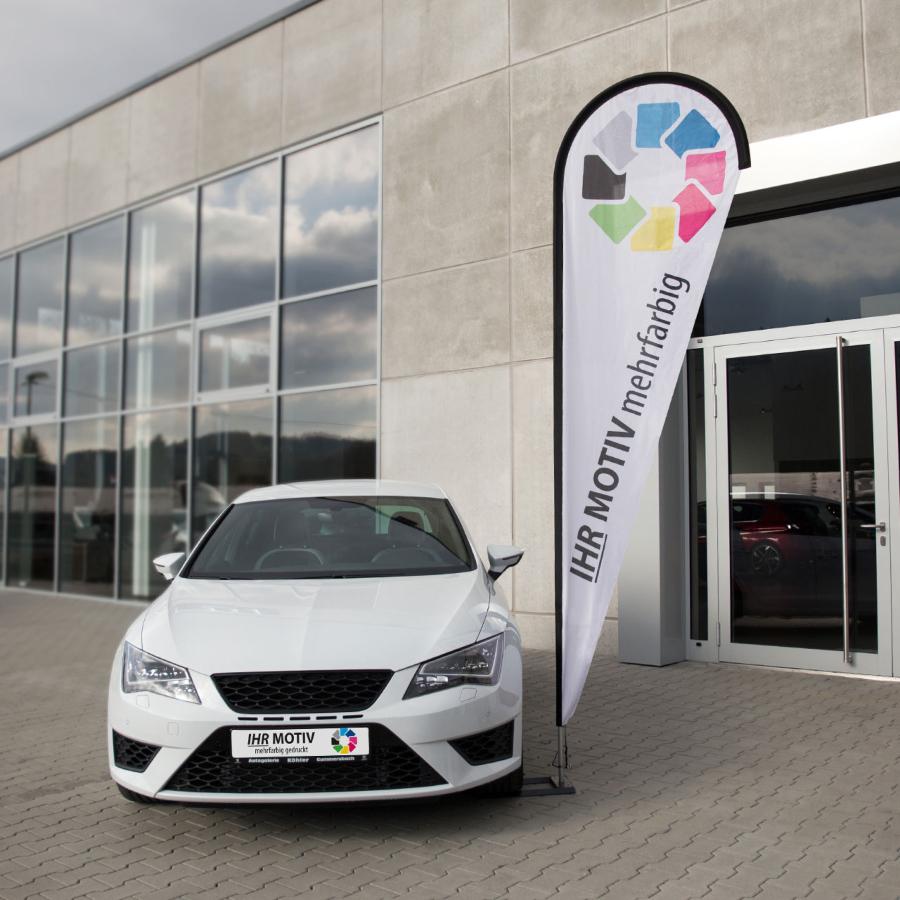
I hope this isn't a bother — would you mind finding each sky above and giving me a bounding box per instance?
[0,0,302,154]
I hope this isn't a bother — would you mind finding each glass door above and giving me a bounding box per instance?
[713,330,893,675]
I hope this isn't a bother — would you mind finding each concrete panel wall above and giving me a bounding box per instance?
[0,155,17,252]
[14,130,69,247]
[283,0,382,145]
[198,23,283,177]
[1,0,899,654]
[128,65,200,204]
[380,365,513,560]
[669,0,866,143]
[383,0,509,107]
[382,71,510,280]
[68,101,129,226]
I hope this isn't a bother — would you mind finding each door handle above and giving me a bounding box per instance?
[859,522,887,532]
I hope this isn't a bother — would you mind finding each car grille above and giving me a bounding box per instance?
[112,731,161,772]
[449,720,515,766]
[211,670,392,713]
[163,725,446,794]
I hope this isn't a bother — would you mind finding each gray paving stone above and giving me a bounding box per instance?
[2,590,900,900]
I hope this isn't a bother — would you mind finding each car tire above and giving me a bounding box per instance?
[116,784,157,804]
[750,540,782,576]
[480,763,524,797]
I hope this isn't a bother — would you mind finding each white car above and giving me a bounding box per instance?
[107,480,524,804]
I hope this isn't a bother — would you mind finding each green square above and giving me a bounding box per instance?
[589,196,646,243]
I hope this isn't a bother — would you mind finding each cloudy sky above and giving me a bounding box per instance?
[0,0,301,153]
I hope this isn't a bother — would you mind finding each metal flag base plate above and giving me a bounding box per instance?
[519,775,576,797]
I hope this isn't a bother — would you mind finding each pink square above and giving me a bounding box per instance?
[685,151,726,195]
[674,184,716,242]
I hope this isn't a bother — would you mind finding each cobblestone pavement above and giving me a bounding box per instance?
[2,590,900,900]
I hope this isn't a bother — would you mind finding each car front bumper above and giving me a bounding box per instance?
[107,637,523,803]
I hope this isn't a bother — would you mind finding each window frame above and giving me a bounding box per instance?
[0,115,382,602]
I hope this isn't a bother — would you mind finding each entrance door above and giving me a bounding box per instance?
[714,330,893,675]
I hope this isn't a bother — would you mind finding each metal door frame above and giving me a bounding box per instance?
[710,327,893,676]
[882,327,900,676]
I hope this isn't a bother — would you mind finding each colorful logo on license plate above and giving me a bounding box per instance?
[331,727,358,755]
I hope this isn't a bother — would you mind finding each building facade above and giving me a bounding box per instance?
[0,0,899,675]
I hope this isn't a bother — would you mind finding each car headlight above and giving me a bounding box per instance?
[404,633,504,699]
[122,642,200,704]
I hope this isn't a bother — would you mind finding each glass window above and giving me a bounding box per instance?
[280,287,377,390]
[279,385,376,483]
[198,161,278,316]
[724,346,876,653]
[193,398,273,540]
[64,342,120,417]
[7,424,57,589]
[282,126,379,298]
[120,409,189,599]
[0,364,8,424]
[199,317,270,394]
[16,239,64,357]
[127,192,195,331]
[124,328,191,410]
[0,429,6,577]
[0,256,13,360]
[67,217,125,345]
[14,361,57,418]
[687,350,707,642]
[698,194,900,337]
[59,417,117,596]
[186,496,474,580]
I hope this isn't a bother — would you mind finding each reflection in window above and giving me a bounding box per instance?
[0,364,8,423]
[199,318,270,393]
[125,328,191,410]
[16,239,64,357]
[59,417,117,596]
[128,192,195,331]
[14,361,58,418]
[280,287,377,390]
[67,217,125,345]
[8,424,57,589]
[279,385,375,483]
[687,350,707,641]
[199,161,278,316]
[120,409,188,599]
[0,429,5,576]
[193,398,272,540]
[699,195,900,337]
[0,256,13,360]
[64,343,120,417]
[282,126,379,298]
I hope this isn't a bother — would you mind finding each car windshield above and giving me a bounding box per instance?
[185,495,475,579]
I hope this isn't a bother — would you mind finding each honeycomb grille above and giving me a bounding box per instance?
[449,720,515,766]
[211,670,392,713]
[112,731,161,772]
[163,725,446,794]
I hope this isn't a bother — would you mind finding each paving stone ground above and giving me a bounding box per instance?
[2,590,900,900]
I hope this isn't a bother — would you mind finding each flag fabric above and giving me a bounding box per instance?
[554,74,750,725]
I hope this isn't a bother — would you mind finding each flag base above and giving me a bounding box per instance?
[519,775,576,797]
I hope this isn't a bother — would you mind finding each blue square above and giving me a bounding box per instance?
[665,109,720,157]
[635,102,680,148]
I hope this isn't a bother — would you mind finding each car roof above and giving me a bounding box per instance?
[232,479,448,505]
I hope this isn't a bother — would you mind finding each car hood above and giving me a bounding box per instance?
[140,571,491,675]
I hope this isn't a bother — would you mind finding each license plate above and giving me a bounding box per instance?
[230,727,369,760]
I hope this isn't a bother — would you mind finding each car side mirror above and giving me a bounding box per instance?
[153,551,186,581]
[487,544,524,581]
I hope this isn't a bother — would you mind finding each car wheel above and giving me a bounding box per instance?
[480,763,524,797]
[116,784,157,804]
[750,540,782,576]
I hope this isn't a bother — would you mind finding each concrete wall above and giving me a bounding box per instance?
[2,0,899,647]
